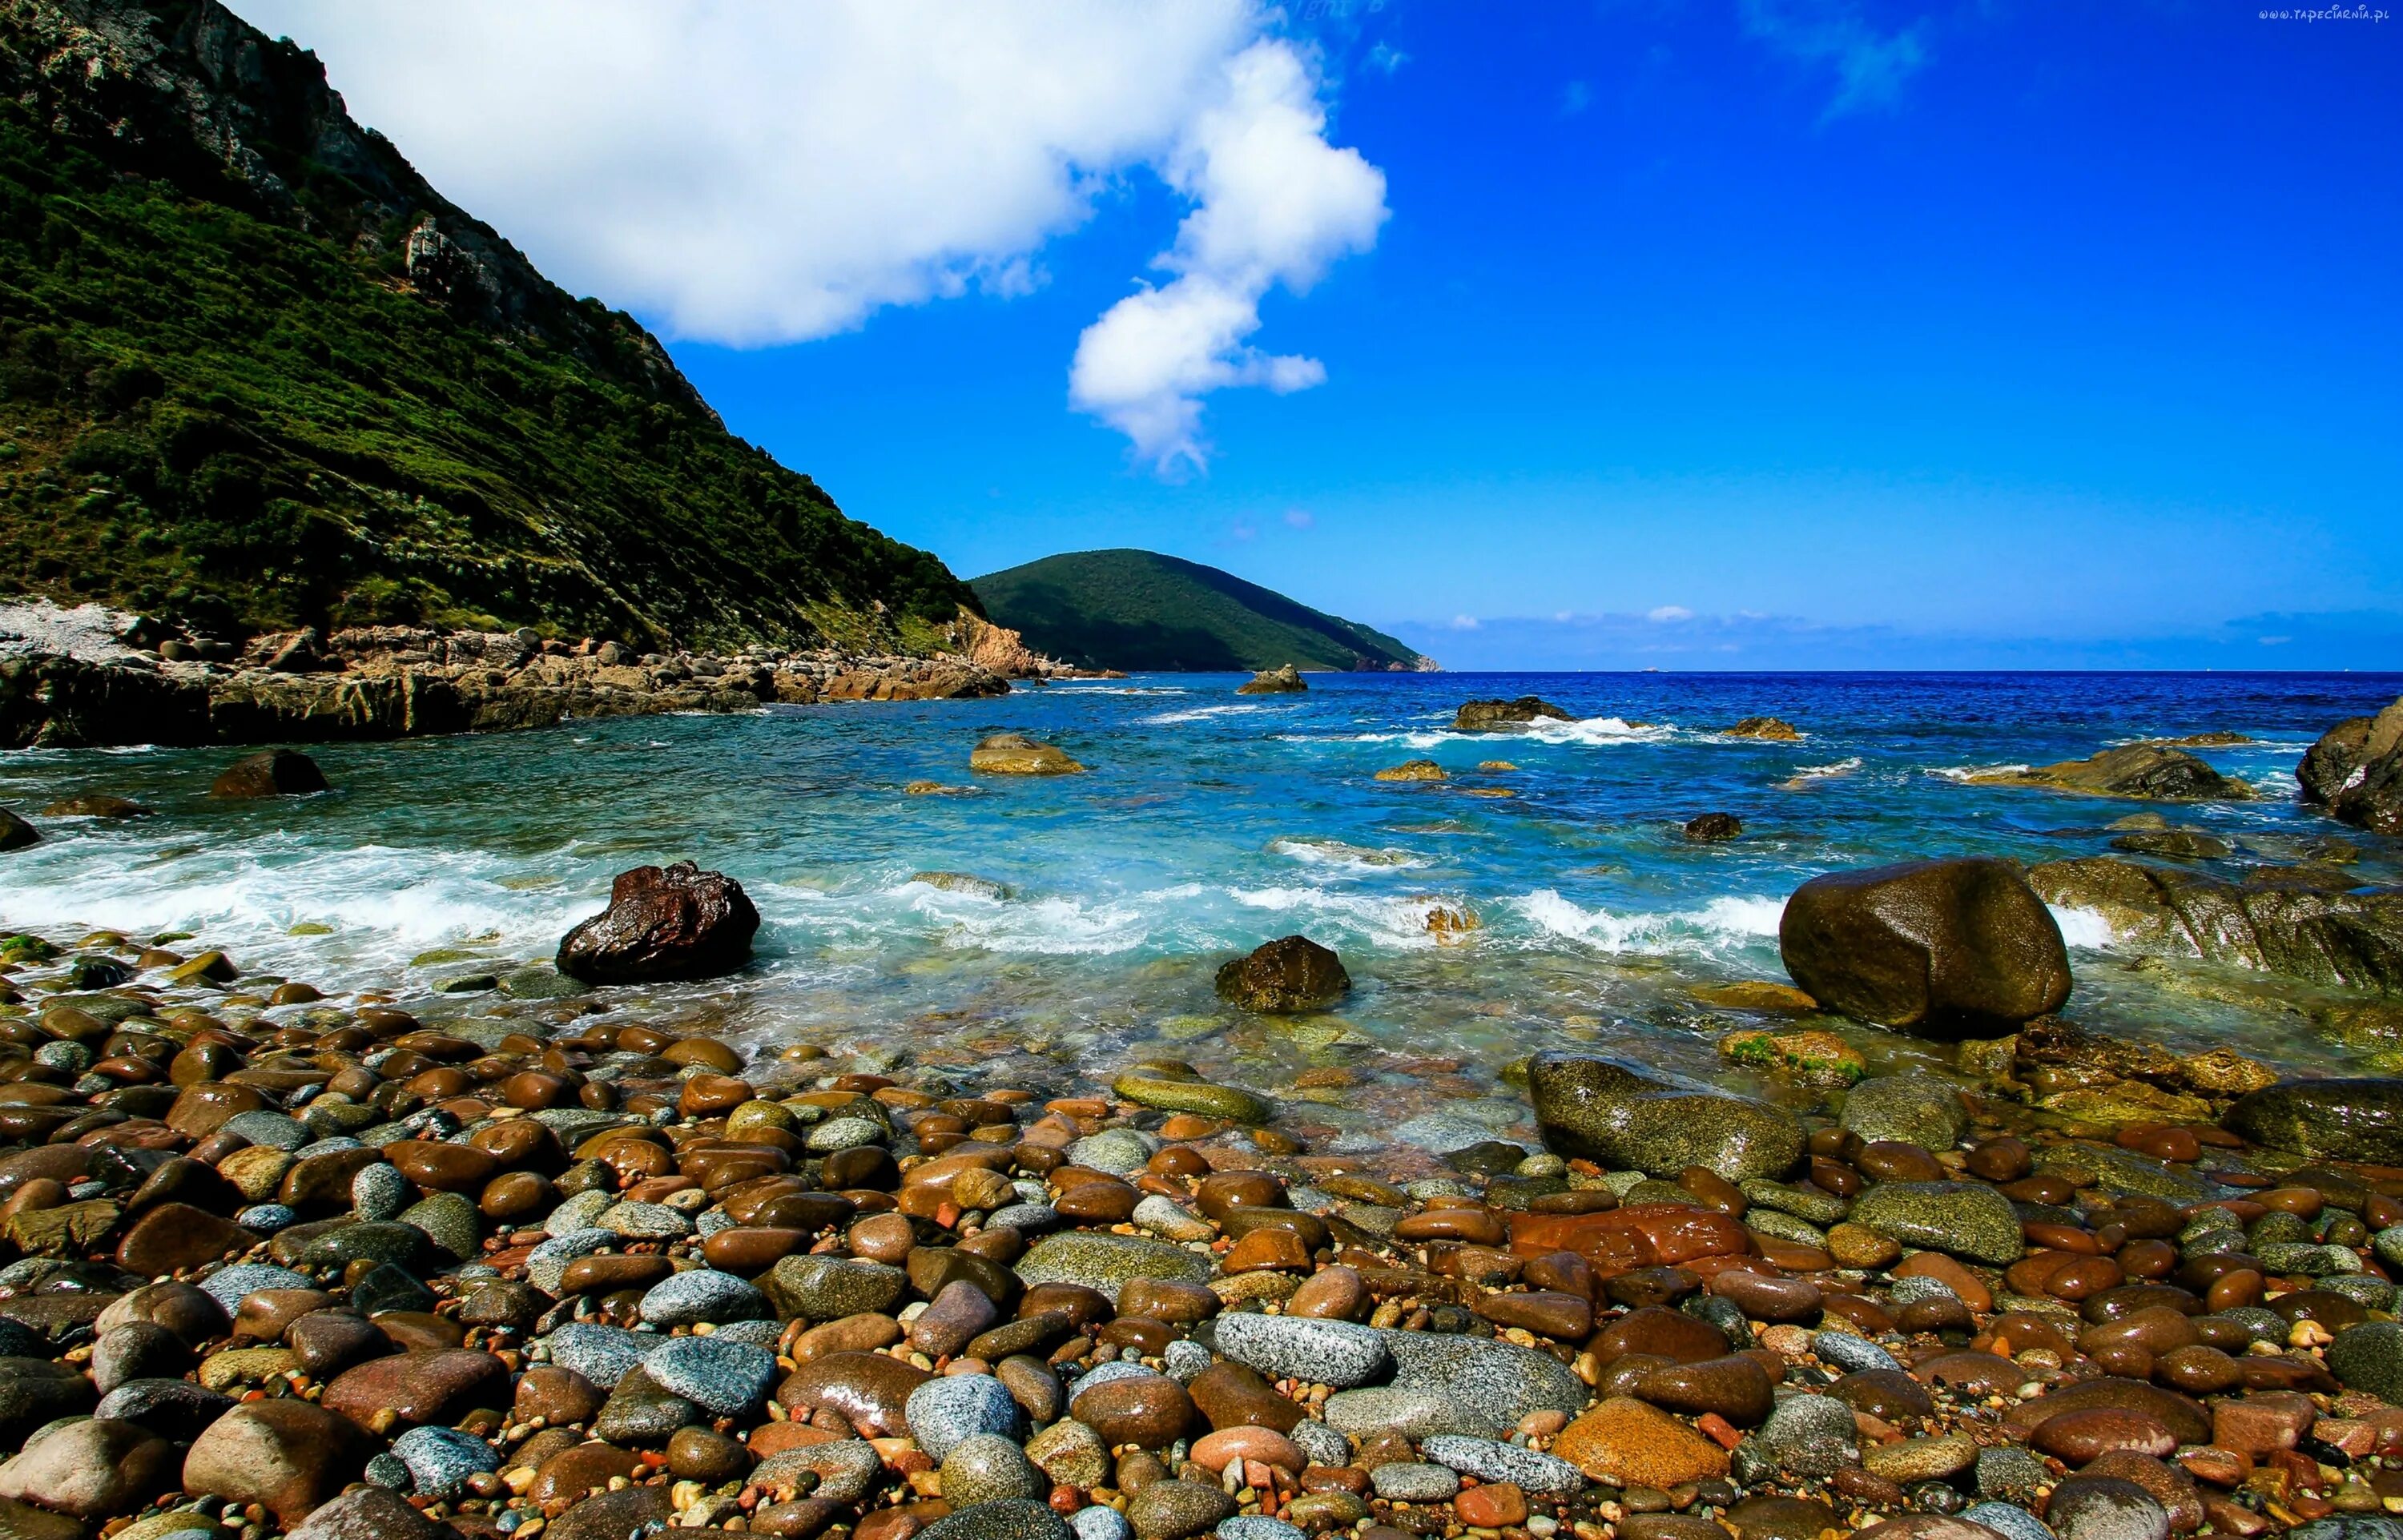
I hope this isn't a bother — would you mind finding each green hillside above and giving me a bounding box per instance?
[0,0,976,649]
[971,549,1430,673]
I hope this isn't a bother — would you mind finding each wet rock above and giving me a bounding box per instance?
[2045,1478,2171,1540]
[0,808,38,850]
[1455,698,1572,731]
[209,750,328,798]
[646,1335,777,1416]
[1238,665,1307,696]
[2228,1081,2403,1165]
[285,1486,453,1540]
[593,1366,698,1446]
[2300,698,2403,834]
[0,1416,179,1518]
[908,1373,1025,1460]
[1840,1074,1967,1148]
[1417,1435,1584,1495]
[1214,936,1350,1013]
[180,1397,364,1526]
[970,734,1084,775]
[1214,1313,1386,1387]
[764,1254,908,1320]
[940,1433,1049,1506]
[0,1358,97,1445]
[1685,813,1744,842]
[1741,1392,1860,1478]
[1070,1372,1193,1448]
[92,1379,234,1442]
[389,1425,497,1499]
[1779,858,2072,1035]
[1849,1180,2024,1265]
[547,1482,674,1540]
[1727,717,1802,740]
[2028,858,2403,997]
[777,1349,930,1437]
[2327,1321,2403,1403]
[1968,746,2255,803]
[1381,1328,1588,1429]
[1125,1479,1237,1540]
[1554,1397,1730,1486]
[1526,1053,1804,1180]
[1016,1231,1212,1294]
[921,1498,1074,1540]
[556,861,760,983]
[639,1268,770,1327]
[92,1322,191,1394]
[321,1348,509,1433]
[1372,1463,1459,1502]
[1113,1072,1273,1124]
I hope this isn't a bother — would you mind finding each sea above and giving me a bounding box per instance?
[4,671,2399,1152]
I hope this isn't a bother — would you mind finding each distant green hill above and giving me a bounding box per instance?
[0,0,975,650]
[971,549,1431,673]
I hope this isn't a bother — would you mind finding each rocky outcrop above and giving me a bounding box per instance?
[1236,665,1306,695]
[1214,936,1350,1014]
[1684,813,1743,842]
[1779,858,2073,1035]
[947,612,1076,681]
[1957,1015,2277,1127]
[2300,697,2403,834]
[557,862,761,984]
[2226,1079,2403,1164]
[1526,1053,1805,1180]
[1453,698,1572,731]
[1724,718,1801,741]
[0,619,1010,749]
[1963,745,2255,802]
[2028,856,2403,996]
[968,734,1084,775]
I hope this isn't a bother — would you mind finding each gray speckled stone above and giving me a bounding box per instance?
[1067,1128,1158,1175]
[545,1189,617,1236]
[1978,1447,2053,1506]
[602,1200,691,1239]
[808,1116,884,1152]
[1214,1314,1387,1388]
[400,1192,482,1260]
[940,1433,1049,1506]
[1072,1509,1133,1540]
[645,1334,775,1416]
[710,1318,784,1350]
[1217,1520,1304,1540]
[1748,1391,1860,1477]
[221,1111,308,1150]
[1378,1329,1586,1426]
[1417,1435,1584,1495]
[2329,1321,2403,1404]
[1164,1340,1213,1382]
[196,1262,312,1309]
[1016,1232,1210,1294]
[1323,1385,1503,1441]
[986,1204,1061,1232]
[542,1321,650,1385]
[1288,1419,1349,1469]
[1849,1181,2023,1265]
[1966,1504,2057,1540]
[639,1269,770,1327]
[351,1163,410,1221]
[390,1425,497,1498]
[1371,1464,1459,1502]
[1887,1276,1960,1307]
[759,1440,881,1503]
[907,1373,1024,1462]
[1838,1074,1967,1149]
[235,1204,296,1232]
[920,1498,1074,1540]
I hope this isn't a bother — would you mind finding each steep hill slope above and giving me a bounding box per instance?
[971,549,1431,673]
[0,0,976,649]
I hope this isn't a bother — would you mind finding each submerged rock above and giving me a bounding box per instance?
[1684,812,1744,842]
[208,749,328,798]
[1236,665,1306,695]
[1526,1052,1805,1180]
[556,861,760,983]
[1214,935,1350,1013]
[1111,1072,1272,1124]
[1454,697,1572,731]
[2300,698,2403,835]
[970,734,1084,775]
[1965,744,2254,802]
[2226,1079,2403,1164]
[1779,858,2072,1035]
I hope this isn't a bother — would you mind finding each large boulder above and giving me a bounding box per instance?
[1236,665,1306,695]
[1964,745,2253,802]
[2225,1079,2403,1164]
[1778,858,2071,1035]
[1453,697,1572,731]
[2300,698,2403,834]
[1214,936,1350,1013]
[209,749,328,798]
[2029,856,2403,997]
[557,862,760,983]
[1526,1053,1805,1180]
[968,734,1083,775]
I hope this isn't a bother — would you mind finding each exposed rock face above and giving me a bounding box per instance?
[1453,698,1572,731]
[1526,1053,1805,1180]
[2029,857,2403,997]
[1214,936,1350,1014]
[1,621,1010,750]
[557,862,762,984]
[1779,858,2073,1035]
[968,734,1084,775]
[948,612,1064,679]
[2300,698,2403,834]
[2226,1079,2403,1164]
[1965,745,2255,802]
[208,750,328,798]
[1237,665,1306,695]
[1725,718,1801,741]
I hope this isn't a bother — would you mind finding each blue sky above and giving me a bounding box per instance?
[244,2,2402,669]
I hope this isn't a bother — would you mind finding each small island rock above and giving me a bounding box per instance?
[557,861,761,983]
[1215,935,1350,1013]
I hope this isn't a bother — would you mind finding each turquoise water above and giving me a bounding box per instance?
[3,671,2398,1144]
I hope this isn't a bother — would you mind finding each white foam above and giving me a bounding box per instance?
[1227,884,1464,947]
[1516,715,1675,746]
[2047,904,2120,951]
[1266,837,1427,871]
[1926,763,2024,782]
[1789,757,1863,780]
[1512,889,1782,957]
[1142,703,1270,725]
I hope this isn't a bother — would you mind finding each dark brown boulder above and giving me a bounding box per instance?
[1684,813,1743,842]
[1778,858,2071,1035]
[2300,698,2403,835]
[1214,935,1350,1013]
[209,750,328,798]
[557,861,760,983]
[0,808,36,851]
[1454,697,1572,731]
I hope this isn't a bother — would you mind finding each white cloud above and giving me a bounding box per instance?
[227,1,1383,467]
[1647,604,1694,622]
[1282,508,1315,529]
[1069,41,1387,473]
[1739,0,1930,119]
[1450,613,1482,630]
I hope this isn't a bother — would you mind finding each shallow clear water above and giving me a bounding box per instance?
[3,671,2398,1145]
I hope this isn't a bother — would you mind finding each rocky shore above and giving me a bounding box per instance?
[0,603,1094,750]
[10,850,2403,1540]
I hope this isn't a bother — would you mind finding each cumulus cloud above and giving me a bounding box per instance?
[1069,42,1388,473]
[227,1,1385,466]
[1739,0,1930,119]
[1646,604,1694,622]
